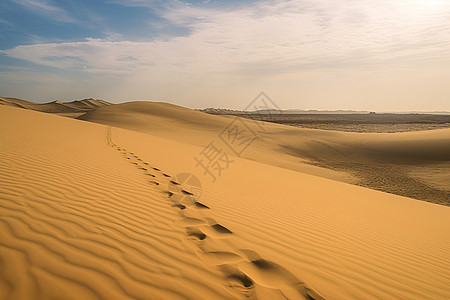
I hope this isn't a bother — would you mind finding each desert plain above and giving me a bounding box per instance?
[0,97,449,300]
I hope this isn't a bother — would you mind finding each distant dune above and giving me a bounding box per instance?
[0,96,110,117]
[1,104,450,299]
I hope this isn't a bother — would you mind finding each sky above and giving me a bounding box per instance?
[0,0,449,111]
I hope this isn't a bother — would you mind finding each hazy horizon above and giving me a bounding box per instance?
[4,95,450,114]
[1,0,449,111]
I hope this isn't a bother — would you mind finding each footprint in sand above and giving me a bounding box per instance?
[171,173,202,198]
[238,250,325,300]
[193,202,209,209]
[172,204,186,210]
[189,218,233,238]
[218,265,256,298]
[181,189,194,195]
[185,227,207,240]
[210,223,233,234]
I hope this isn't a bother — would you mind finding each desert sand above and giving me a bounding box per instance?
[1,103,450,299]
[78,101,450,205]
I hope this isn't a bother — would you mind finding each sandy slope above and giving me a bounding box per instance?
[78,101,450,205]
[0,106,235,300]
[1,105,449,299]
[78,102,360,183]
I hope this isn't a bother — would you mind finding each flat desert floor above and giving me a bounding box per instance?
[1,104,450,300]
[229,113,450,133]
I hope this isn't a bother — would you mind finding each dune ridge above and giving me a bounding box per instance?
[0,96,110,116]
[78,101,450,205]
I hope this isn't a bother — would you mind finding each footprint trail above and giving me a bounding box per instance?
[106,127,325,299]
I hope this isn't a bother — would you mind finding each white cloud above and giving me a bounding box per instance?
[5,0,450,70]
[1,0,450,108]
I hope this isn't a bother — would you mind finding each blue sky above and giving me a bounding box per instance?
[1,0,450,110]
[1,1,189,49]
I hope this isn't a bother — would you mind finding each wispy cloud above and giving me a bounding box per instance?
[4,0,449,72]
[0,18,13,26]
[11,0,76,22]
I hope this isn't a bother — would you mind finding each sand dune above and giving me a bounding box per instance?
[0,97,110,117]
[78,101,450,205]
[1,105,450,299]
[78,101,360,182]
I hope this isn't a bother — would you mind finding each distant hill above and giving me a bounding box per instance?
[199,108,371,115]
[0,97,111,116]
[199,108,450,115]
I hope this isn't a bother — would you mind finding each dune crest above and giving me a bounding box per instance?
[0,96,110,117]
[78,101,450,205]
